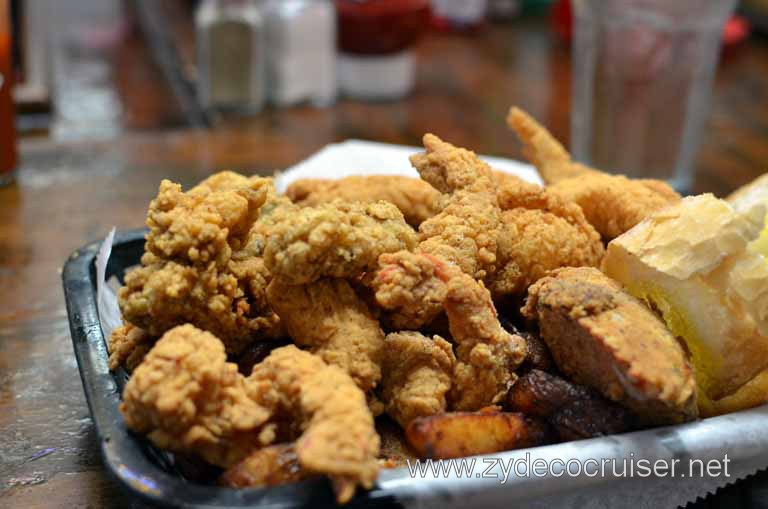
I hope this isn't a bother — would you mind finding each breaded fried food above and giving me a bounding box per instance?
[108,321,154,372]
[405,408,551,460]
[247,345,380,504]
[369,135,504,327]
[411,134,503,280]
[263,200,418,285]
[380,331,456,428]
[491,176,605,295]
[507,369,634,440]
[266,278,384,393]
[286,175,442,227]
[369,251,457,330]
[118,174,282,354]
[445,272,527,410]
[507,107,680,240]
[522,267,697,424]
[120,325,275,468]
[377,418,417,467]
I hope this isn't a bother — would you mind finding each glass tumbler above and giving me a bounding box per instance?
[570,0,737,191]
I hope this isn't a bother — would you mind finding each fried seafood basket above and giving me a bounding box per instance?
[62,228,768,508]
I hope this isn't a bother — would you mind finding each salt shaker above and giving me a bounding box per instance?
[196,0,267,114]
[263,0,337,107]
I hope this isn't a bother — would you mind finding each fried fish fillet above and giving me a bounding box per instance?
[266,278,385,393]
[507,107,680,240]
[286,175,442,227]
[522,267,697,424]
[263,200,418,285]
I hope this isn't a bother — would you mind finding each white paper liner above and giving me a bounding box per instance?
[273,139,542,193]
[96,227,122,339]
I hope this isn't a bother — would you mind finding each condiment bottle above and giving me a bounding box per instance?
[263,0,337,107]
[196,0,266,115]
[335,0,430,100]
[0,0,16,186]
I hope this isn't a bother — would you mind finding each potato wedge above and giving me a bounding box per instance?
[507,369,592,417]
[507,370,635,440]
[220,443,312,488]
[405,409,551,459]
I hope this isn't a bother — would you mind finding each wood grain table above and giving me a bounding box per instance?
[1,15,767,509]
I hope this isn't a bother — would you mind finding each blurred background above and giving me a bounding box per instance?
[2,0,766,192]
[2,3,768,508]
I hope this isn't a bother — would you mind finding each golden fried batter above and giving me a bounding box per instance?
[120,325,275,468]
[444,272,527,410]
[522,267,697,424]
[108,321,154,372]
[368,135,504,327]
[507,107,680,240]
[286,175,442,227]
[412,134,502,280]
[248,345,379,504]
[118,175,282,354]
[491,176,605,295]
[263,200,417,285]
[381,331,456,428]
[266,278,384,393]
[370,251,457,330]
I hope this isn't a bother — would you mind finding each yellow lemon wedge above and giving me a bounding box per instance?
[603,194,768,416]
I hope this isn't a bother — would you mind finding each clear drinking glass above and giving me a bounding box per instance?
[571,0,738,191]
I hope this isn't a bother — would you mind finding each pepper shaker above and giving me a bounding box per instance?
[196,0,267,114]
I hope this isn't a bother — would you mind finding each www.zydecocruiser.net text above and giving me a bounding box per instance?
[405,453,731,483]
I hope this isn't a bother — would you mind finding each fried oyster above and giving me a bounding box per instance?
[118,173,282,355]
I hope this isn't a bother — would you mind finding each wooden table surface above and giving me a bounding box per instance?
[1,13,767,508]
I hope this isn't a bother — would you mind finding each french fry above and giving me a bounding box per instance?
[405,409,551,459]
[220,443,312,488]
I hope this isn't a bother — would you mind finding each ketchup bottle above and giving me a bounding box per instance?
[0,0,16,185]
[335,0,430,100]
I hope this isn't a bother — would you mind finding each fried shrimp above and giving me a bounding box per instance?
[507,107,680,240]
[120,325,275,468]
[443,272,527,410]
[381,331,456,428]
[368,135,504,327]
[411,134,503,280]
[266,278,384,393]
[247,346,380,504]
[263,200,418,285]
[370,251,459,330]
